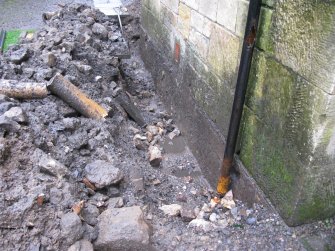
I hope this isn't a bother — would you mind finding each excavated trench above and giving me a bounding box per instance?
[0,2,334,251]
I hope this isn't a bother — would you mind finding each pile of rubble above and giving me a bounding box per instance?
[1,3,329,251]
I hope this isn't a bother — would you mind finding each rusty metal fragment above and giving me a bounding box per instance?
[48,73,108,119]
[0,80,48,99]
[82,177,96,191]
[71,200,85,215]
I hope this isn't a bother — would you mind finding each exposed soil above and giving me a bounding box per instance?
[0,1,334,251]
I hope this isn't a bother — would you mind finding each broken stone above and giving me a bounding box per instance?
[3,107,26,123]
[92,23,108,40]
[68,239,94,251]
[159,204,182,216]
[84,160,123,189]
[148,145,162,167]
[32,148,69,179]
[94,207,150,250]
[60,212,84,245]
[9,47,29,64]
[146,125,159,135]
[107,197,124,209]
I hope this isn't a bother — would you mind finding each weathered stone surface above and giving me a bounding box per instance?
[263,1,335,94]
[207,24,240,82]
[177,3,191,38]
[217,0,238,32]
[60,212,84,245]
[84,160,123,189]
[94,206,151,250]
[198,0,217,21]
[68,240,94,251]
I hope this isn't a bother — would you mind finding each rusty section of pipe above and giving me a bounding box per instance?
[48,73,108,119]
[217,0,262,196]
[0,79,48,99]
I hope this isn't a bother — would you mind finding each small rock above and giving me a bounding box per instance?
[68,239,93,251]
[0,115,20,132]
[47,53,57,67]
[84,160,123,189]
[92,23,108,40]
[209,213,219,222]
[107,197,124,209]
[181,206,196,222]
[189,219,213,232]
[3,107,26,123]
[60,212,83,245]
[221,190,236,209]
[0,138,8,163]
[148,145,162,167]
[32,149,69,179]
[83,223,99,242]
[9,47,29,64]
[95,207,151,250]
[0,102,16,114]
[82,204,99,226]
[107,187,120,198]
[159,204,182,216]
[246,217,257,225]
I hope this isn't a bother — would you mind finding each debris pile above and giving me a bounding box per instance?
[0,2,331,251]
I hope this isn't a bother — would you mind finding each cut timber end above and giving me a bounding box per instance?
[48,74,108,119]
[0,80,48,99]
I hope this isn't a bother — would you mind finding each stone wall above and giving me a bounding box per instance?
[140,0,335,226]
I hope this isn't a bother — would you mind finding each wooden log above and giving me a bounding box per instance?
[48,73,109,119]
[0,79,48,99]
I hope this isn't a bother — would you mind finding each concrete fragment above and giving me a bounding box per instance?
[3,107,26,123]
[94,207,151,250]
[84,160,123,189]
[159,204,182,216]
[32,148,69,179]
[60,212,84,245]
[148,145,162,167]
[68,239,94,251]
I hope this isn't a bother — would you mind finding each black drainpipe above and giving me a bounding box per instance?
[217,0,262,195]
